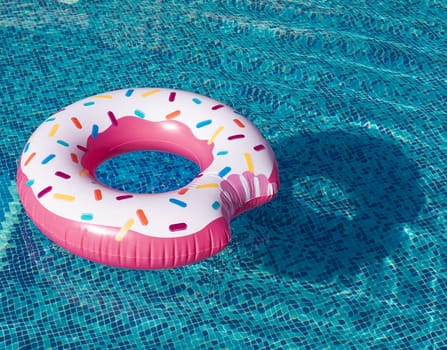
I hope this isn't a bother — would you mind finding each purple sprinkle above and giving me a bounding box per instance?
[211,104,224,110]
[227,134,245,141]
[253,144,266,151]
[108,111,118,126]
[169,92,176,102]
[169,223,187,232]
[77,145,88,152]
[55,171,71,179]
[116,194,134,200]
[38,186,52,198]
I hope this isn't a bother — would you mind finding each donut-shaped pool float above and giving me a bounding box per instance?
[16,88,279,269]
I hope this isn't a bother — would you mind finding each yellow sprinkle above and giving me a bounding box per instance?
[116,218,135,242]
[196,183,219,189]
[142,89,161,97]
[79,168,89,177]
[53,193,76,201]
[93,95,113,99]
[208,126,224,145]
[49,124,60,137]
[244,152,254,173]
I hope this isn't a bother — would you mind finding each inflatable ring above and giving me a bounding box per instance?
[16,88,279,269]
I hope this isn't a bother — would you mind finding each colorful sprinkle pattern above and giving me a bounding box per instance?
[18,88,278,255]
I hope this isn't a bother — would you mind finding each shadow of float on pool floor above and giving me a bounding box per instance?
[238,128,426,283]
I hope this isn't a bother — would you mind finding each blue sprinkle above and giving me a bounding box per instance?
[125,89,134,97]
[169,198,187,208]
[83,101,95,106]
[23,142,30,153]
[216,150,229,156]
[26,179,34,187]
[192,98,202,104]
[57,140,69,147]
[212,201,220,210]
[196,120,212,128]
[218,166,232,178]
[81,213,94,221]
[45,117,56,122]
[41,154,56,165]
[134,109,145,118]
[92,124,99,139]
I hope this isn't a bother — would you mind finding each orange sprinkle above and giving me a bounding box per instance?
[94,189,102,201]
[178,188,189,195]
[136,209,149,226]
[71,117,82,129]
[24,152,36,166]
[49,124,60,136]
[70,153,79,163]
[166,110,181,119]
[233,118,245,128]
[79,168,89,177]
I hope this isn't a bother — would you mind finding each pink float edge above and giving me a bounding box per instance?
[16,161,279,269]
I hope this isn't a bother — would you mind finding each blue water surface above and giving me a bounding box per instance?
[1,0,446,349]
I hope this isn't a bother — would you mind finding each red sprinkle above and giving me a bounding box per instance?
[70,153,79,163]
[178,188,189,195]
[233,119,245,128]
[71,117,82,129]
[94,189,102,201]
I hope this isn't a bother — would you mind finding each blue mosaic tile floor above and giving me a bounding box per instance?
[1,0,447,348]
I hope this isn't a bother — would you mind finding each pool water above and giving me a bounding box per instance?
[1,0,446,349]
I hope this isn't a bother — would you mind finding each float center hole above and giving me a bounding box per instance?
[95,150,200,194]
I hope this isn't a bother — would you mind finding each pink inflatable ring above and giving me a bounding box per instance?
[17,88,279,269]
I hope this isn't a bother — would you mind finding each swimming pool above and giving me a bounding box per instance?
[1,0,446,348]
